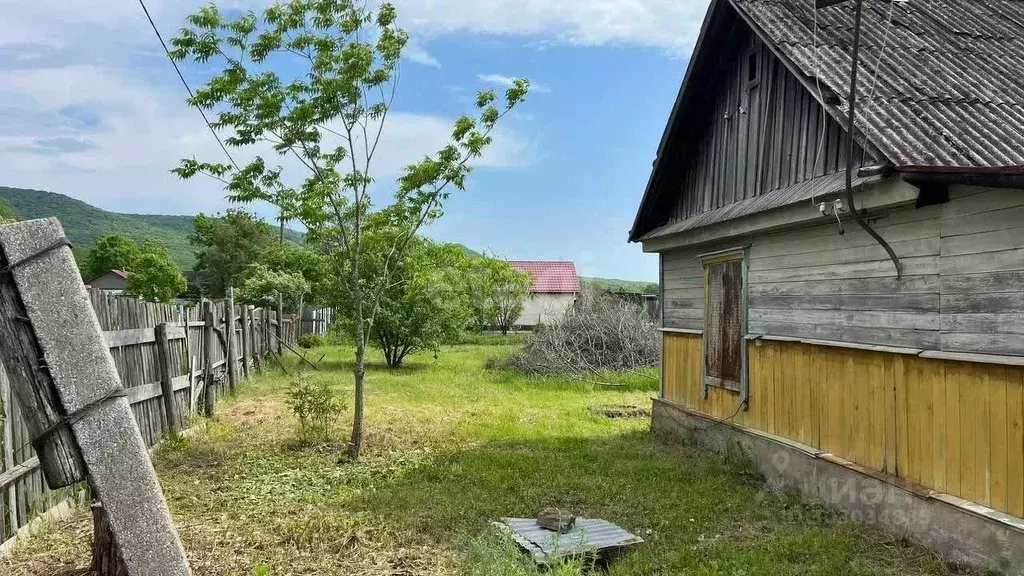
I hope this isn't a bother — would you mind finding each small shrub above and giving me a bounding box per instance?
[297,333,326,349]
[285,375,346,443]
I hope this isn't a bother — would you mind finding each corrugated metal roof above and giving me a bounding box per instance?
[737,0,1024,169]
[640,171,883,241]
[496,517,644,563]
[508,261,581,294]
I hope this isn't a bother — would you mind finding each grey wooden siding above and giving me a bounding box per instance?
[661,185,1024,355]
[940,186,1024,356]
[671,27,872,223]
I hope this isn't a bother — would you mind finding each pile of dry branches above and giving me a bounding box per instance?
[501,292,659,375]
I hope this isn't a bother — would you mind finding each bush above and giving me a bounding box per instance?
[285,374,346,443]
[297,333,327,349]
[498,292,658,375]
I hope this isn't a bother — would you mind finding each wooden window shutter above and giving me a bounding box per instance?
[704,258,744,392]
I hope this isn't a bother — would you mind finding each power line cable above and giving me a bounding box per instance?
[866,0,897,100]
[138,0,240,171]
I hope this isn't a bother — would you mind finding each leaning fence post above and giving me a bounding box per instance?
[0,218,190,574]
[240,304,251,379]
[202,300,215,417]
[154,323,179,436]
[226,289,238,394]
[276,292,284,356]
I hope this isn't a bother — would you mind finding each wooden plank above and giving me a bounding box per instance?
[941,187,1024,219]
[1007,367,1024,518]
[941,313,1024,335]
[944,361,963,497]
[942,293,1024,314]
[940,270,1024,295]
[123,382,162,405]
[941,225,1024,257]
[104,328,156,347]
[749,275,939,297]
[990,367,1009,512]
[0,458,39,492]
[940,333,1024,356]
[749,309,939,331]
[748,237,939,272]
[748,255,937,283]
[941,247,1024,275]
[748,293,938,312]
[748,321,938,350]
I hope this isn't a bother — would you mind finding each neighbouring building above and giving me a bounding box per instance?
[509,261,580,327]
[631,0,1024,571]
[86,269,129,295]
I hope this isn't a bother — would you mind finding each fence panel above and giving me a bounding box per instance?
[0,290,300,547]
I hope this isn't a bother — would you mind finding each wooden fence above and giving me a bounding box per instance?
[0,289,303,546]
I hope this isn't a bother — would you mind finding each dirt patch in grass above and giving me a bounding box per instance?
[0,344,980,575]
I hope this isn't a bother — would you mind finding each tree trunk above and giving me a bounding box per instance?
[91,500,129,576]
[349,330,365,459]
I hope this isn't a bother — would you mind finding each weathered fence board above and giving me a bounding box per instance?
[0,288,314,549]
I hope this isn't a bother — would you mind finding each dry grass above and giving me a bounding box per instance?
[0,344,980,576]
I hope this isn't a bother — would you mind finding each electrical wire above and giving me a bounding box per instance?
[843,0,903,279]
[866,0,896,100]
[138,0,240,171]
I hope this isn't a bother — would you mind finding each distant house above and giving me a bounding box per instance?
[87,270,129,295]
[509,261,580,327]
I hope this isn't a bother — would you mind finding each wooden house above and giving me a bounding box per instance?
[86,269,129,294]
[631,0,1024,569]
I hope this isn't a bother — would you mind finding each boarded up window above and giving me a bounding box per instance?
[704,258,743,391]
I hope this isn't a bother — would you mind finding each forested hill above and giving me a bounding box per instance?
[0,187,301,269]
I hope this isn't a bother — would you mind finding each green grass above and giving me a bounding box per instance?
[0,345,973,575]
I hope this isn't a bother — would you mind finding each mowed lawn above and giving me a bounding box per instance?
[1,343,973,575]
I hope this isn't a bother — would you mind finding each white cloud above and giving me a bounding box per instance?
[394,0,710,55]
[404,38,441,67]
[478,73,551,94]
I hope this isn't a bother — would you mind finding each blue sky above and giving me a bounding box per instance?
[0,0,712,281]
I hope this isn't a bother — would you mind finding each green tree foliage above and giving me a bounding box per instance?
[486,261,533,335]
[83,234,143,280]
[253,243,333,306]
[237,264,310,310]
[365,235,471,368]
[125,249,189,304]
[0,198,20,224]
[190,209,275,298]
[462,257,531,334]
[170,0,528,458]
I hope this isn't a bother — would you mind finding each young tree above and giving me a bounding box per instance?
[171,0,529,458]
[190,209,275,297]
[237,264,310,310]
[83,234,142,280]
[488,261,532,335]
[365,235,470,367]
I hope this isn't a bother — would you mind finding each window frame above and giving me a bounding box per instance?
[700,247,750,409]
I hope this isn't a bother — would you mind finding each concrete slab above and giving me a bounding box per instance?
[0,218,190,575]
[496,517,643,563]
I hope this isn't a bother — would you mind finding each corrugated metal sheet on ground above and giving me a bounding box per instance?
[496,517,644,563]
[735,0,1024,169]
[641,171,882,241]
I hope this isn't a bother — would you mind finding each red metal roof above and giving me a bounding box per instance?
[509,261,580,294]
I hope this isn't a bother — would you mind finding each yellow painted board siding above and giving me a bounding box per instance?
[1007,368,1024,518]
[894,355,910,479]
[990,367,1009,513]
[944,362,963,497]
[659,333,1024,519]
